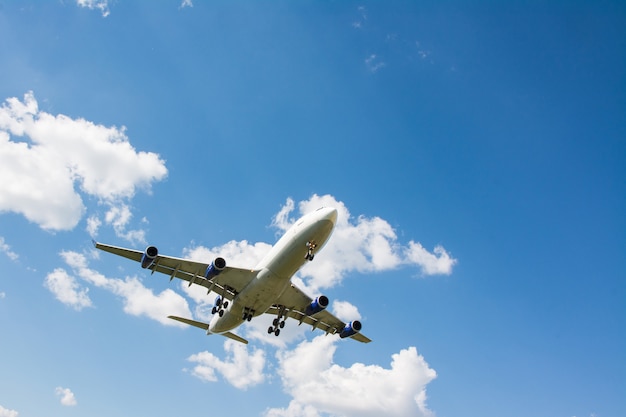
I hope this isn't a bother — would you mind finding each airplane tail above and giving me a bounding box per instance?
[167,315,248,344]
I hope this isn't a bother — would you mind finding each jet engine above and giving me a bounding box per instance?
[204,257,226,280]
[304,295,329,316]
[141,246,159,269]
[339,320,362,339]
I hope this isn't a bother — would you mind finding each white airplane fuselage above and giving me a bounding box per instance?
[208,207,338,334]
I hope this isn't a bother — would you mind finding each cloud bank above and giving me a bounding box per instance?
[0,92,167,239]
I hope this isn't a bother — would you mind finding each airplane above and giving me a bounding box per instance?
[94,207,371,345]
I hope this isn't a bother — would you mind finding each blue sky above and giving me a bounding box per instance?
[0,1,624,416]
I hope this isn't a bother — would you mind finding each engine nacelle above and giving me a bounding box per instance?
[339,320,362,339]
[141,246,159,269]
[205,257,226,280]
[305,295,329,316]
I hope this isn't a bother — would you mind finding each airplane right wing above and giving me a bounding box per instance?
[271,283,372,343]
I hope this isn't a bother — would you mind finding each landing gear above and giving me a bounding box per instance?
[268,306,287,337]
[305,241,317,261]
[212,295,229,316]
[242,307,255,322]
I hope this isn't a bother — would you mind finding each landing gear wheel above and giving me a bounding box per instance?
[212,307,217,315]
[247,314,253,322]
[279,321,285,329]
[273,318,279,326]
[274,328,280,336]
[219,310,224,317]
[268,326,273,334]
[223,301,229,309]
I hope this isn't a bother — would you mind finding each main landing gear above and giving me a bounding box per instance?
[242,307,255,322]
[305,241,317,261]
[268,306,287,336]
[211,296,228,317]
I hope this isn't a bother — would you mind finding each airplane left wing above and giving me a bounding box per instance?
[271,284,372,343]
[93,242,259,301]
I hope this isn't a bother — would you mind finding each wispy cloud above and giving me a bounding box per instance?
[0,237,18,261]
[54,387,77,406]
[180,0,193,9]
[76,0,110,17]
[352,6,367,29]
[365,54,386,73]
[0,92,167,241]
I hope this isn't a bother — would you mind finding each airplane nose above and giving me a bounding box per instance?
[324,207,338,224]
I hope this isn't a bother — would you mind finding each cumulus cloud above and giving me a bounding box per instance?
[76,0,110,17]
[55,387,77,406]
[0,405,18,417]
[46,251,191,326]
[267,335,436,417]
[187,340,266,389]
[0,92,167,235]
[0,237,18,261]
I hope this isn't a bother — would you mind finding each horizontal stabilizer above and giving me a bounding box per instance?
[222,331,248,344]
[168,316,248,344]
[168,315,209,330]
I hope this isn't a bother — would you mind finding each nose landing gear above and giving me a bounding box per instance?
[305,241,318,261]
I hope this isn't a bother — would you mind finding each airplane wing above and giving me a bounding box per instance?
[94,242,259,301]
[271,283,372,343]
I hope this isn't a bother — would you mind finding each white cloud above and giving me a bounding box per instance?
[0,92,167,232]
[180,0,193,8]
[0,237,18,261]
[187,340,266,389]
[55,387,77,406]
[104,204,147,245]
[0,292,5,299]
[268,336,436,417]
[0,405,18,417]
[331,300,361,322]
[86,215,101,237]
[76,0,110,17]
[47,251,192,326]
[44,268,93,311]
[406,242,456,275]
